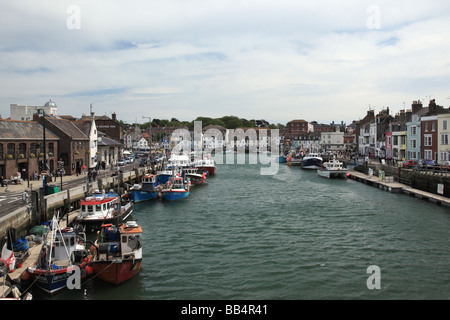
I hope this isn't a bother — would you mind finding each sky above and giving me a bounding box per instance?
[1,0,450,126]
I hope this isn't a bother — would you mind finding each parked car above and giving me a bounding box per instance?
[402,160,417,168]
[418,159,434,169]
[117,159,125,166]
[441,160,450,170]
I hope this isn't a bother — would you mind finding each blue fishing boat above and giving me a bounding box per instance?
[156,168,173,184]
[161,175,190,201]
[128,174,162,203]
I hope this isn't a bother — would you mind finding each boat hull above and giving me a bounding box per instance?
[128,189,159,203]
[92,259,142,285]
[29,261,93,295]
[301,157,323,169]
[161,190,190,201]
[278,156,287,163]
[317,168,348,178]
[197,166,215,176]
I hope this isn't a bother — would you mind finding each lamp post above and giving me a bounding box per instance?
[36,107,48,194]
[142,116,152,154]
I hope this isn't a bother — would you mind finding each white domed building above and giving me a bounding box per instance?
[10,99,58,121]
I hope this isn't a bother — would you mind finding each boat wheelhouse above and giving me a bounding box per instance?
[75,191,134,231]
[128,174,161,203]
[92,221,143,285]
[161,175,190,201]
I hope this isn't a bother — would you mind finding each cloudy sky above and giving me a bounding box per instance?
[1,0,450,125]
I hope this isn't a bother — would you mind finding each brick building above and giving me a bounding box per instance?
[0,119,59,181]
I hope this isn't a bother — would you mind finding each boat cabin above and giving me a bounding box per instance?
[80,195,118,216]
[97,222,142,260]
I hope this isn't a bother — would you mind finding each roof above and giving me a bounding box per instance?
[0,119,59,141]
[98,134,122,146]
[43,117,89,140]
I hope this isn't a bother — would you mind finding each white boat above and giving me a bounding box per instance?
[193,157,216,176]
[74,191,134,231]
[167,154,192,169]
[317,158,348,178]
[301,153,323,170]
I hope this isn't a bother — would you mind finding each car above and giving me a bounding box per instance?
[418,159,434,169]
[402,160,417,168]
[441,160,450,170]
[117,159,125,166]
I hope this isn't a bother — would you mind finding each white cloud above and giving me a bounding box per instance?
[1,1,450,124]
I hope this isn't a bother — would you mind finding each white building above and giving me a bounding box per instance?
[10,99,58,121]
[320,132,344,151]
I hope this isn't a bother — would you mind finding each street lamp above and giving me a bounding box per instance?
[35,107,49,194]
[142,116,152,153]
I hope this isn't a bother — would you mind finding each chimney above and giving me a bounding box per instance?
[411,100,422,114]
[429,99,436,115]
[112,112,117,122]
[406,109,412,121]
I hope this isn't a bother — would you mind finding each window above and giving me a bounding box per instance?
[410,126,416,135]
[18,143,26,156]
[425,122,429,131]
[424,135,432,146]
[441,152,448,161]
[0,143,3,160]
[411,139,416,148]
[441,134,448,145]
[432,122,435,131]
[444,120,448,130]
[7,143,15,159]
[425,150,432,160]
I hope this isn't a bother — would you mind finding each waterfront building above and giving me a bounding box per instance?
[385,131,393,159]
[74,110,98,170]
[37,116,89,176]
[97,132,122,168]
[320,131,344,151]
[287,119,313,134]
[0,119,59,180]
[406,101,426,161]
[437,113,450,164]
[356,109,375,155]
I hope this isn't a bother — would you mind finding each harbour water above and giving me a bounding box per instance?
[34,155,450,300]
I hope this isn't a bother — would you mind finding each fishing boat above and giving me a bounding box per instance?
[156,167,174,184]
[128,174,162,203]
[286,153,302,166]
[317,157,348,178]
[167,154,192,169]
[301,153,323,170]
[27,216,94,295]
[91,221,142,285]
[193,157,216,176]
[161,174,190,201]
[182,167,207,186]
[277,154,287,163]
[74,190,134,231]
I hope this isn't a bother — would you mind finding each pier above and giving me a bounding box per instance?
[347,170,450,207]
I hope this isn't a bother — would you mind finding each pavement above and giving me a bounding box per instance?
[0,163,137,215]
